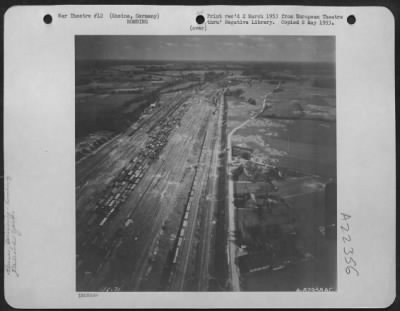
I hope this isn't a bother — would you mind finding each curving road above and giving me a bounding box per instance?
[225,82,280,291]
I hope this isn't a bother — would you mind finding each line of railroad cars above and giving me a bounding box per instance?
[95,158,149,226]
[143,109,184,159]
[92,102,188,227]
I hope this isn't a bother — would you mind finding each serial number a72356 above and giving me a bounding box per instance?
[341,213,360,277]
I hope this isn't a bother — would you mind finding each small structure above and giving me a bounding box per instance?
[232,145,253,158]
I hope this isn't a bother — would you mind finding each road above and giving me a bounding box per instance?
[225,82,280,291]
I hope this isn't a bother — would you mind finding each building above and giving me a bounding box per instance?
[232,145,253,158]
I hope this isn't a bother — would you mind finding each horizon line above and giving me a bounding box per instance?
[76,58,335,64]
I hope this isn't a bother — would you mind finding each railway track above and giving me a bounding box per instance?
[197,93,224,290]
[77,86,222,292]
[166,101,220,290]
[126,132,196,290]
[77,93,193,288]
[76,93,189,189]
[122,98,209,291]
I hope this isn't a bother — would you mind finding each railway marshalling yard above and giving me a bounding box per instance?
[76,61,336,292]
[76,81,228,291]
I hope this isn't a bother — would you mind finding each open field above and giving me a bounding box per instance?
[224,64,336,291]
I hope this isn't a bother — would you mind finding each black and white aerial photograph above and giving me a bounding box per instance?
[75,35,337,292]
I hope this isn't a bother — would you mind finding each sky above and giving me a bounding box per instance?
[75,36,335,63]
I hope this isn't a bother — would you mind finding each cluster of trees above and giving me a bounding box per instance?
[247,98,257,105]
[204,71,224,82]
[225,88,244,97]
[232,165,244,181]
[312,77,335,88]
